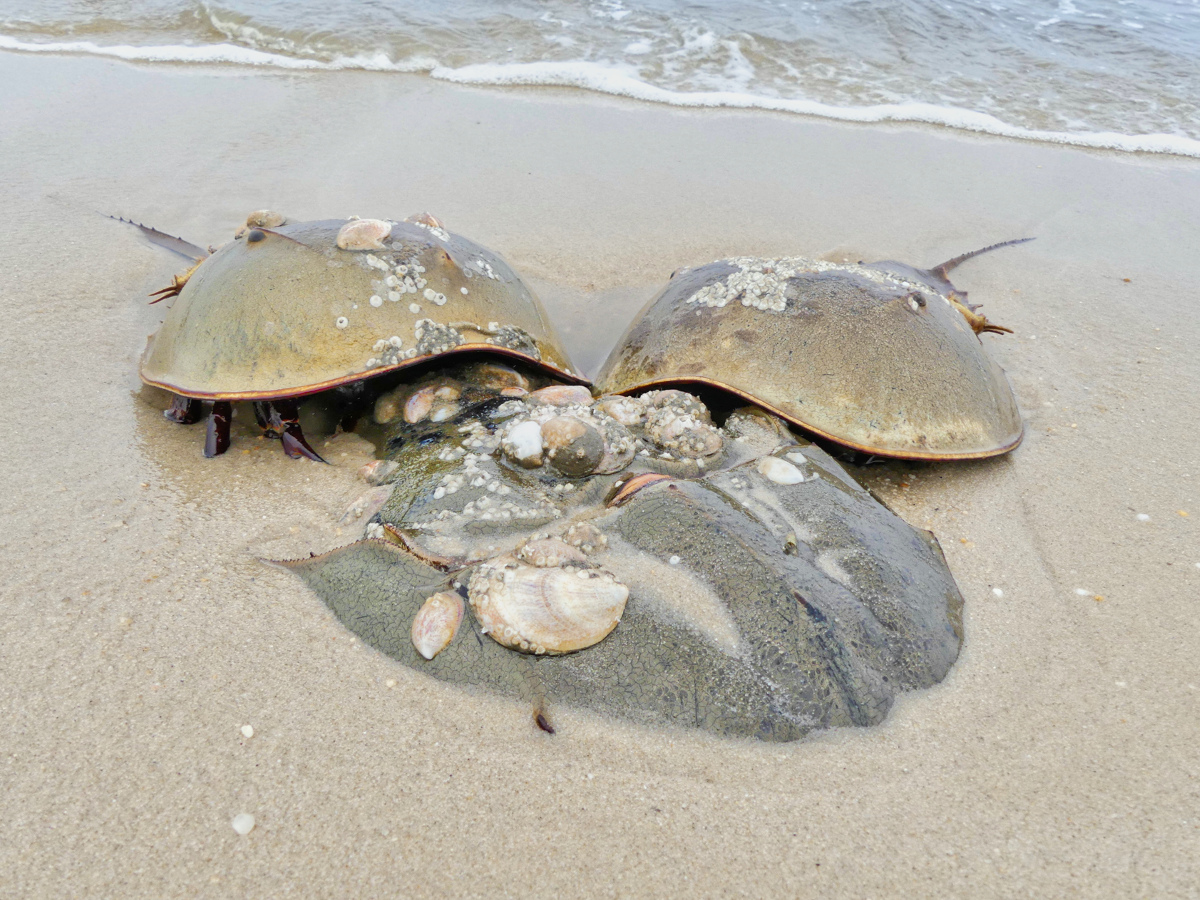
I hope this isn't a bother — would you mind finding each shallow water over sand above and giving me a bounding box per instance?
[3,0,1200,153]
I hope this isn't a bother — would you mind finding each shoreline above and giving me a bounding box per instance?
[2,50,1198,897]
[4,39,1200,160]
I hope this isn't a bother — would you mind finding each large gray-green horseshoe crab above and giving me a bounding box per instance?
[132,211,583,459]
[282,360,965,741]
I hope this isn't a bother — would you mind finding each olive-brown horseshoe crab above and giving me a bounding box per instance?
[596,239,1032,460]
[281,361,965,740]
[127,211,583,459]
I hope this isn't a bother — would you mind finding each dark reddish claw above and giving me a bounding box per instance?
[267,399,326,463]
[204,401,232,458]
[163,395,203,424]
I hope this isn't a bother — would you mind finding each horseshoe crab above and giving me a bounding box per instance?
[281,361,964,741]
[596,240,1031,460]
[133,211,582,458]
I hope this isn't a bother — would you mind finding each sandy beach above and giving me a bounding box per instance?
[1,51,1198,897]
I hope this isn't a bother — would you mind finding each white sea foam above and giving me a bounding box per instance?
[433,59,1200,158]
[2,34,1198,159]
[0,34,434,73]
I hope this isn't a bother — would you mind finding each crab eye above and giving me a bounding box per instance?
[247,229,265,243]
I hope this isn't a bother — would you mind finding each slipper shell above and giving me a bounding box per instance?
[468,556,628,655]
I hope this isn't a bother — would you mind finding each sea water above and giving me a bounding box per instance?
[1,0,1198,156]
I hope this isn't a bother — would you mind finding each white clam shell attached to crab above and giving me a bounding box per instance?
[411,590,465,660]
[468,555,629,655]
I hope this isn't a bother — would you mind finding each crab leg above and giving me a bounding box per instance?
[163,395,203,424]
[204,402,233,458]
[252,401,274,433]
[266,400,326,463]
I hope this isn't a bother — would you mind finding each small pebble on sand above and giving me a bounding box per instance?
[241,725,254,738]
[1136,513,1150,521]
[231,814,255,836]
[1074,588,1093,596]
[992,588,1003,598]
[385,679,397,688]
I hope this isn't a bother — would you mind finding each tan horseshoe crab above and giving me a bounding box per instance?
[596,240,1031,460]
[130,211,583,459]
[281,360,965,741]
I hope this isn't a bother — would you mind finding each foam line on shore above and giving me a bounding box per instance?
[3,35,1198,159]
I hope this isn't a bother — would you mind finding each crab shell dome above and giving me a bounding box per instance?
[595,257,1023,460]
[140,219,581,401]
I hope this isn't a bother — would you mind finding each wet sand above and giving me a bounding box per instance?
[1,52,1197,897]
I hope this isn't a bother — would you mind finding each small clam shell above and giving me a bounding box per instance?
[404,386,436,423]
[723,406,794,452]
[594,395,646,426]
[469,558,628,655]
[411,590,464,660]
[640,389,712,422]
[428,401,461,423]
[468,362,531,392]
[405,211,445,229]
[540,415,587,450]
[501,419,544,468]
[607,473,672,508]
[245,210,286,228]
[337,218,392,251]
[374,391,404,425]
[527,385,593,407]
[758,456,806,485]
[645,406,724,459]
[516,537,588,568]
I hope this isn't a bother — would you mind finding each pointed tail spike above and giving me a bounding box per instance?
[103,213,209,261]
[932,237,1035,279]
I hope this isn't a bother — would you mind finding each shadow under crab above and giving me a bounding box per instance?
[282,361,964,741]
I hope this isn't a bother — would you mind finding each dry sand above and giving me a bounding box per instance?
[1,52,1197,897]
